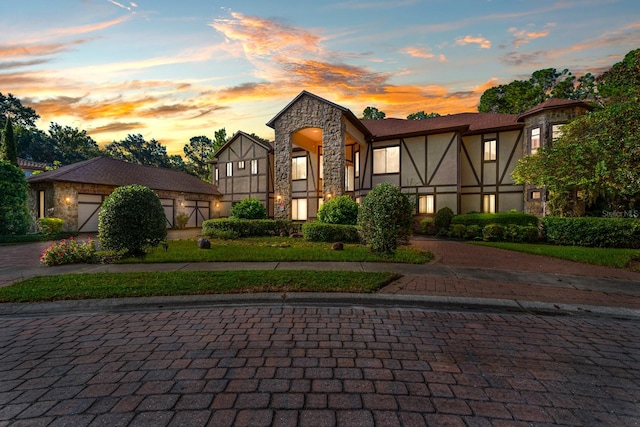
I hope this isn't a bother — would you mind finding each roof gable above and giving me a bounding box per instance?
[213,130,272,160]
[27,157,221,196]
[518,98,592,120]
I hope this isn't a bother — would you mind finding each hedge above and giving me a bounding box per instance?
[451,212,538,228]
[542,216,640,248]
[37,217,64,234]
[302,222,360,243]
[202,218,292,238]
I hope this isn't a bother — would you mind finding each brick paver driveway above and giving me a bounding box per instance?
[1,305,639,426]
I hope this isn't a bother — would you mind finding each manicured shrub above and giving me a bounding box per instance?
[420,219,435,235]
[452,212,538,228]
[317,196,359,225]
[37,217,64,234]
[463,224,482,241]
[482,224,504,242]
[449,223,466,239]
[0,161,29,235]
[40,237,96,266]
[174,212,189,229]
[231,198,267,219]
[98,185,167,256]
[433,207,454,235]
[202,218,291,238]
[302,221,360,243]
[357,183,413,255]
[542,216,640,248]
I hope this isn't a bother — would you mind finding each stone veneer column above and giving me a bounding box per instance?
[272,94,347,219]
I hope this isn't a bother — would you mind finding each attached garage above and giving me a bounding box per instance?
[27,157,221,232]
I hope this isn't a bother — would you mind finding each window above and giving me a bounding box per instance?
[319,155,323,180]
[215,167,219,182]
[345,165,354,191]
[250,159,258,175]
[226,162,233,177]
[318,198,324,210]
[38,191,46,219]
[483,194,496,213]
[483,140,496,161]
[291,198,308,221]
[530,190,542,200]
[355,151,360,177]
[531,128,540,154]
[238,160,245,169]
[552,124,564,141]
[373,146,399,174]
[292,156,307,180]
[418,195,435,214]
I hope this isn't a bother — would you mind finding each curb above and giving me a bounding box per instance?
[2,292,639,320]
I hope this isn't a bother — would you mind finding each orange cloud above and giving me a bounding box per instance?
[88,122,144,135]
[401,46,435,59]
[455,35,491,49]
[0,39,89,59]
[509,27,550,47]
[48,15,131,38]
[211,12,322,59]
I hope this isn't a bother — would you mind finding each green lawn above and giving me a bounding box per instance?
[0,270,399,303]
[118,237,432,264]
[473,241,640,270]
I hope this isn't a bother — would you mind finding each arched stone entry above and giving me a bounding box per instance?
[268,91,364,220]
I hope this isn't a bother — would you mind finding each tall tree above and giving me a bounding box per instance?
[15,127,56,163]
[48,122,101,164]
[184,135,214,180]
[360,107,386,120]
[597,48,640,102]
[0,118,18,166]
[407,111,441,120]
[213,128,228,154]
[0,93,39,128]
[106,134,172,168]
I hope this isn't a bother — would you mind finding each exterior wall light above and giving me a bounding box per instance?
[64,196,71,205]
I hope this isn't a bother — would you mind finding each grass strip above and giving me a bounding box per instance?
[118,237,432,264]
[472,241,640,269]
[0,270,400,303]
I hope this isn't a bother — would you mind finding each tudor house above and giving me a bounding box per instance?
[213,91,590,221]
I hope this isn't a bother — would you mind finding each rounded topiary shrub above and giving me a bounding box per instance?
[0,161,29,235]
[357,182,413,255]
[317,195,359,225]
[433,207,454,235]
[98,185,167,256]
[231,198,267,219]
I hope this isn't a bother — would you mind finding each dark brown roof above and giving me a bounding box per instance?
[27,157,221,196]
[362,112,521,140]
[518,98,592,120]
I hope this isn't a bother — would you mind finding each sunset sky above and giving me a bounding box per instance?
[2,0,639,155]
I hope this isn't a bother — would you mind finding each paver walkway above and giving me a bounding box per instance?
[1,305,639,426]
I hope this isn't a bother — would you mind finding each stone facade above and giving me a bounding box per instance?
[272,94,346,219]
[519,104,590,217]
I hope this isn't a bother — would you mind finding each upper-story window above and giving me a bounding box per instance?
[373,146,399,174]
[531,127,541,154]
[214,167,219,183]
[238,160,245,169]
[483,139,496,161]
[292,156,307,180]
[226,162,233,177]
[552,124,564,141]
[251,159,258,175]
[355,151,360,178]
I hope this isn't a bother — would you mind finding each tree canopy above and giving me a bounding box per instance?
[407,111,441,120]
[0,118,17,166]
[360,106,386,120]
[478,68,598,114]
[184,135,214,180]
[0,93,39,128]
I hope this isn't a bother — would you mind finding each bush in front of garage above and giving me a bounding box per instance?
[98,185,167,256]
[202,218,291,238]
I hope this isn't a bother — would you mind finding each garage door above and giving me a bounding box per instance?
[78,194,104,232]
[160,199,174,229]
[184,200,210,227]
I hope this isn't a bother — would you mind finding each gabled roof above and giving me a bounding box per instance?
[212,130,273,161]
[362,112,521,140]
[266,90,371,137]
[27,156,221,196]
[518,98,592,120]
